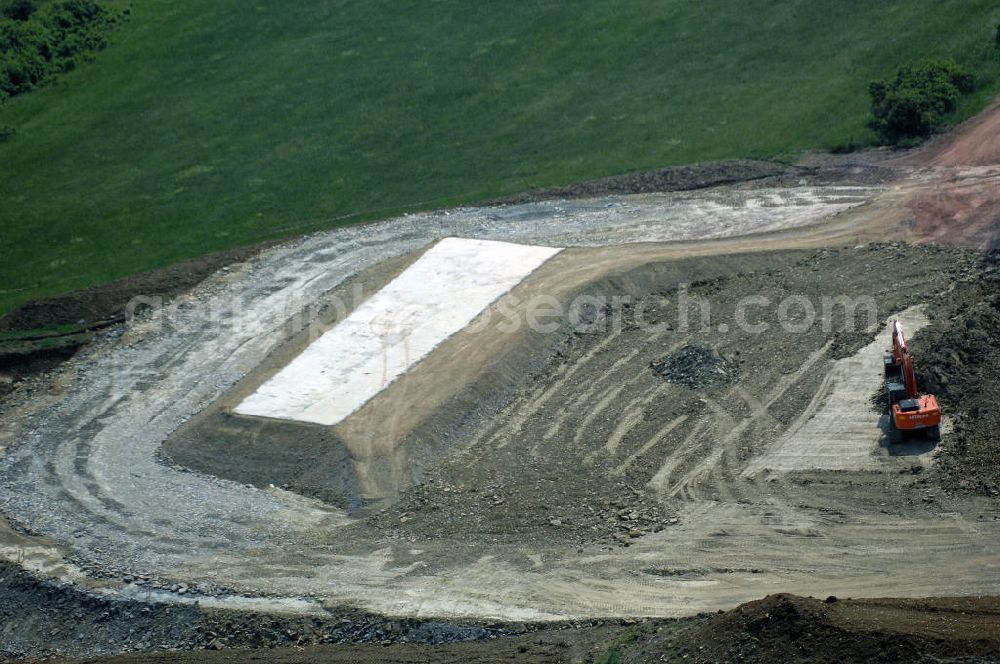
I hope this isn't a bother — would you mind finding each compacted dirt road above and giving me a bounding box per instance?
[1,103,999,658]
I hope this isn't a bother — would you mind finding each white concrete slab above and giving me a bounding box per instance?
[234,237,562,426]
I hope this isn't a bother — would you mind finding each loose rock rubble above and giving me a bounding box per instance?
[651,343,738,390]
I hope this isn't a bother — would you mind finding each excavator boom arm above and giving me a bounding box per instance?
[892,320,919,399]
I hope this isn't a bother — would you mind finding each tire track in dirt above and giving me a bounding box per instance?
[745,310,928,475]
[489,328,627,451]
[649,340,833,501]
[646,417,714,494]
[544,345,641,443]
[575,336,688,464]
[597,341,687,457]
[611,414,688,477]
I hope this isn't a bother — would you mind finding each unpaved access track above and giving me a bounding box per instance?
[1,103,1000,658]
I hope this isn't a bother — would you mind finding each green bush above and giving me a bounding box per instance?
[0,124,14,141]
[868,60,975,144]
[2,0,36,21]
[0,0,112,101]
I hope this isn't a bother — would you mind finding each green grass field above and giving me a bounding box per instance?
[1,0,999,316]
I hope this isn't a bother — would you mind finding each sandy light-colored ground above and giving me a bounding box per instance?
[744,306,934,473]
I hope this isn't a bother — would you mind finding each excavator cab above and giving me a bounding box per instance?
[883,321,941,443]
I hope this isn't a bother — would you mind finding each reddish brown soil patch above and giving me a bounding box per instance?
[907,172,1000,249]
[898,97,1000,168]
[890,96,1000,249]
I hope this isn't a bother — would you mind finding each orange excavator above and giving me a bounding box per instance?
[883,320,941,442]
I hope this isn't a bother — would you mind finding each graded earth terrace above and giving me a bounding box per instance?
[0,101,999,661]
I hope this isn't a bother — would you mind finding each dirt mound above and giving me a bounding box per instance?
[651,343,737,390]
[623,594,1000,663]
[0,245,266,332]
[0,340,85,400]
[910,251,1000,496]
[481,160,791,204]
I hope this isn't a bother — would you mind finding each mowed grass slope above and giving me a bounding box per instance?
[1,0,999,314]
